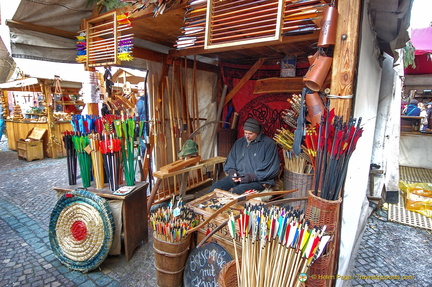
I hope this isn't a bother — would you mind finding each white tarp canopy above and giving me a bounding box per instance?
[7,0,94,63]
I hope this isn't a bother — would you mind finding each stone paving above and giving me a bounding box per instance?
[0,136,431,287]
[350,209,432,287]
[0,138,157,287]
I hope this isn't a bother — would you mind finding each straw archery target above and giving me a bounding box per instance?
[49,189,115,273]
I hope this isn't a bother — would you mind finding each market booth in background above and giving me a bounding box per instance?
[400,26,432,169]
[0,76,82,159]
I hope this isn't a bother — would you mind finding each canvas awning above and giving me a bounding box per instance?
[410,27,432,55]
[404,27,432,75]
[8,0,94,63]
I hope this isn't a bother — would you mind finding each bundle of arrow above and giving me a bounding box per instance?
[227,203,331,287]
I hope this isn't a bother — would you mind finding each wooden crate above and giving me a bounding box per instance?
[17,140,43,161]
[17,127,46,161]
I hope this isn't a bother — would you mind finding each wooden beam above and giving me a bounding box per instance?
[224,57,267,106]
[329,0,362,120]
[254,77,304,94]
[133,46,167,63]
[39,79,57,158]
[6,19,77,40]
[134,47,219,74]
[170,31,320,58]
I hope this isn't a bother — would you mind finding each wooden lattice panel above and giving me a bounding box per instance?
[85,11,133,67]
[204,0,285,49]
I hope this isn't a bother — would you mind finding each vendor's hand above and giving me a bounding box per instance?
[240,173,258,183]
[228,169,237,177]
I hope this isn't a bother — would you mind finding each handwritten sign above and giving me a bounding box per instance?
[183,242,233,287]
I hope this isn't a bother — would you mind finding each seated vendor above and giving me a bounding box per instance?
[209,117,280,194]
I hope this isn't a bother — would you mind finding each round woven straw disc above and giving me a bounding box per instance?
[56,202,105,262]
[49,189,115,273]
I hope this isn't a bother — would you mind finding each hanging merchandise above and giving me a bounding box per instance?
[305,91,325,127]
[81,71,100,104]
[116,13,134,61]
[317,4,338,47]
[75,32,87,63]
[303,51,333,92]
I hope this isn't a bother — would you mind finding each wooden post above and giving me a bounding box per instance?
[329,0,362,120]
[39,79,57,158]
[86,67,100,116]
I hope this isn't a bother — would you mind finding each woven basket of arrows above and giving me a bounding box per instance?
[305,190,342,234]
[307,235,339,287]
[218,259,239,287]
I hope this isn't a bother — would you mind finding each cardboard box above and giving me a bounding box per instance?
[17,127,46,161]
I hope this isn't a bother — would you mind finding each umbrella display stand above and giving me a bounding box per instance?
[305,190,342,287]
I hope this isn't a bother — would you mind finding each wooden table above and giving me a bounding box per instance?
[54,181,149,261]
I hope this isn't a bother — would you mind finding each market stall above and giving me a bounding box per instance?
[0,77,83,158]
[0,0,414,286]
[399,26,432,170]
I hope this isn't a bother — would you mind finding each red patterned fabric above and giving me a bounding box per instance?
[221,63,293,139]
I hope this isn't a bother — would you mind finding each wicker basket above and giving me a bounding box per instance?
[305,190,342,234]
[307,244,336,287]
[305,190,341,287]
[218,259,240,287]
[283,169,314,211]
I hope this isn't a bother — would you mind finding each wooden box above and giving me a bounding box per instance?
[17,127,46,161]
[186,189,260,258]
[401,116,422,132]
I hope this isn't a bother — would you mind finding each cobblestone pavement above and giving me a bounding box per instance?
[0,137,431,287]
[350,210,432,287]
[0,139,157,287]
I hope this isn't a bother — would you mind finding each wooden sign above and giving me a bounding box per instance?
[183,242,233,287]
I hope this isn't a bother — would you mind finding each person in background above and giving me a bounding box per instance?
[401,100,408,114]
[419,102,428,131]
[404,99,421,116]
[208,117,280,194]
[426,102,432,131]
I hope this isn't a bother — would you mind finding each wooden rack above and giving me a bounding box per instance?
[85,11,133,67]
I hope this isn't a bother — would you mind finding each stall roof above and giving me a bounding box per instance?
[3,0,413,66]
[410,26,432,55]
[0,76,82,91]
[404,27,432,75]
[111,67,147,84]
